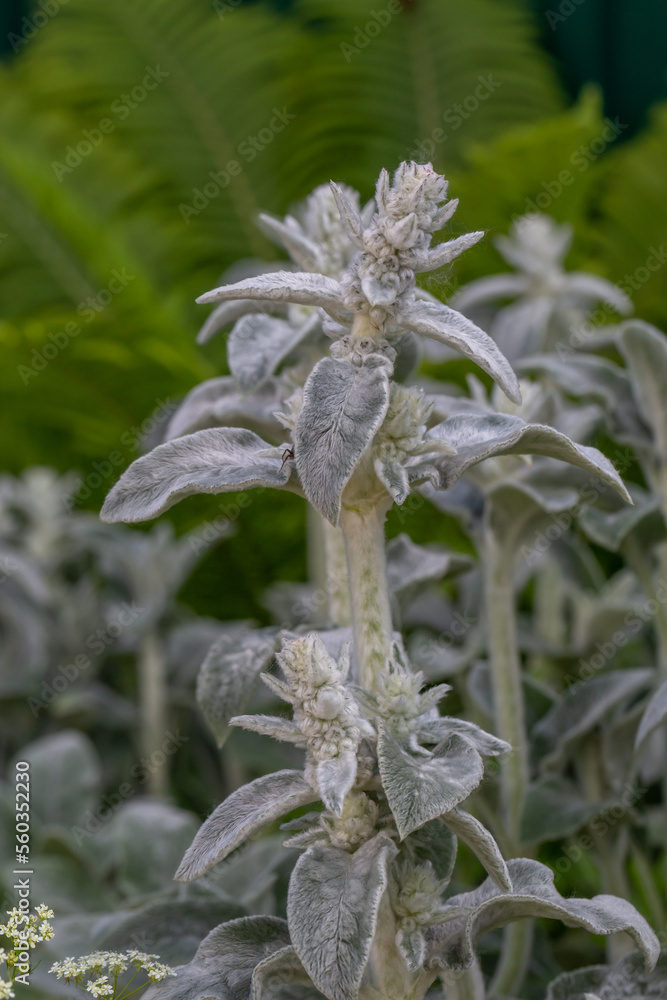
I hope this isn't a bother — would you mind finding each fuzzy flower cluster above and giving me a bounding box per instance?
[322,791,381,850]
[339,162,481,328]
[390,860,449,931]
[359,645,451,737]
[50,949,176,994]
[283,791,381,852]
[298,183,364,278]
[272,634,371,762]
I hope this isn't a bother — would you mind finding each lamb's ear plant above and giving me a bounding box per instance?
[449,213,633,363]
[101,163,658,1000]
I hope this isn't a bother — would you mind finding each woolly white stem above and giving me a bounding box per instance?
[323,518,352,626]
[483,530,528,845]
[138,631,168,797]
[339,501,394,692]
[483,525,532,997]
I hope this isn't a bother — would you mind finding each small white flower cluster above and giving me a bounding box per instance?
[0,904,55,950]
[340,162,465,328]
[274,634,371,762]
[390,860,449,931]
[0,903,55,999]
[49,949,176,993]
[361,645,450,737]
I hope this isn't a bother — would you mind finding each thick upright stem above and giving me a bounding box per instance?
[483,531,528,847]
[339,502,394,692]
[138,631,168,796]
[322,519,352,626]
[483,527,532,997]
[307,507,352,626]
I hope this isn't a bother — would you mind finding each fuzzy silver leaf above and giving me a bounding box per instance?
[377,724,484,839]
[287,833,397,1000]
[294,356,391,524]
[101,428,294,524]
[175,771,318,882]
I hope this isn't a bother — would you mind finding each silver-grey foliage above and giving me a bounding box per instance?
[286,834,397,1000]
[96,162,661,1000]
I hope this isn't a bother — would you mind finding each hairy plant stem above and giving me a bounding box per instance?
[578,740,633,962]
[138,631,168,796]
[364,895,435,1000]
[322,518,352,626]
[483,526,532,997]
[622,531,667,885]
[339,500,394,693]
[483,530,528,848]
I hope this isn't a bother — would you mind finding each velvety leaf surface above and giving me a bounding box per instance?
[377,724,484,839]
[417,718,510,757]
[439,808,510,890]
[142,916,291,1000]
[229,313,319,393]
[175,771,318,882]
[197,299,287,345]
[294,356,390,524]
[427,414,630,501]
[196,271,345,318]
[101,428,293,523]
[546,950,667,1000]
[165,377,285,442]
[251,944,312,1000]
[196,626,280,746]
[401,300,521,404]
[405,819,458,883]
[287,833,397,1000]
[426,859,659,972]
